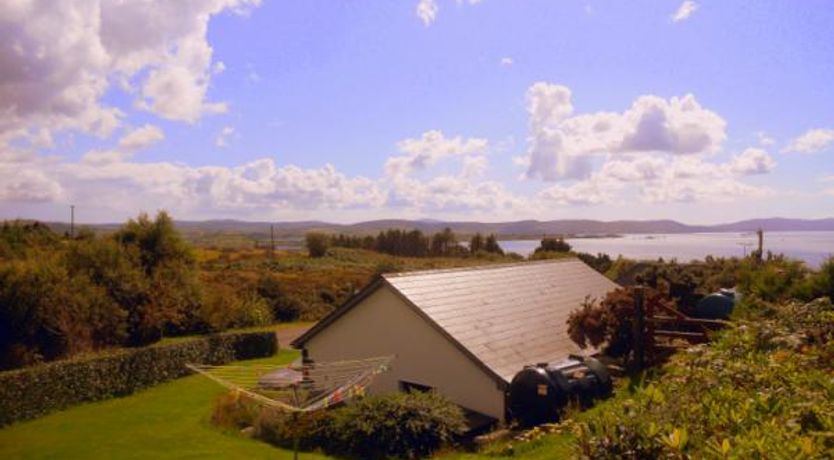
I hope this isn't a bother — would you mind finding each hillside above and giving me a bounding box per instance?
[26,216,834,243]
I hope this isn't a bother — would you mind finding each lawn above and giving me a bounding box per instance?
[0,349,330,460]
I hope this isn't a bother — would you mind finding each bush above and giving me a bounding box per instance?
[255,408,335,451]
[330,392,466,459]
[0,330,277,426]
[567,286,675,357]
[573,298,834,458]
[246,392,466,459]
[534,236,571,254]
[255,275,301,322]
[198,287,273,332]
[305,232,330,258]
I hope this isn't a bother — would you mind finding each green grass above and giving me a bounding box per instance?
[0,349,330,460]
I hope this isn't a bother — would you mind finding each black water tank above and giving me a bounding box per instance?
[692,289,736,319]
[508,357,612,427]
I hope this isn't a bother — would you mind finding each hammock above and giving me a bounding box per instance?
[186,355,394,412]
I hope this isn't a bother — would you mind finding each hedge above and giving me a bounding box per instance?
[0,330,277,426]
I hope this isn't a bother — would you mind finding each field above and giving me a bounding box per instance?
[0,349,329,460]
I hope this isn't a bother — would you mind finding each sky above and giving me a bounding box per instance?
[1,0,833,224]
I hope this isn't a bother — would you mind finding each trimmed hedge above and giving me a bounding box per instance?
[0,330,277,426]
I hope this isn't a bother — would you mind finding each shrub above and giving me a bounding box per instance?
[328,392,466,459]
[255,408,335,451]
[567,286,675,357]
[534,236,571,254]
[211,392,263,430]
[242,392,466,459]
[576,252,613,274]
[0,256,127,368]
[573,298,834,458]
[198,287,273,332]
[735,257,809,302]
[0,330,277,426]
[255,275,301,322]
[305,232,330,258]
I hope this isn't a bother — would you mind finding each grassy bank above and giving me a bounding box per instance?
[0,350,328,460]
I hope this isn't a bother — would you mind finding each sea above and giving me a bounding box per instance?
[499,231,834,268]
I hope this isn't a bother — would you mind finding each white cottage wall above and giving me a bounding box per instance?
[302,284,506,420]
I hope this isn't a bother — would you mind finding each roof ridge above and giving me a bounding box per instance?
[382,257,579,278]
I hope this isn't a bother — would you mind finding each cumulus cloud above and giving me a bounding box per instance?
[729,148,775,175]
[0,0,258,148]
[215,126,235,147]
[500,57,514,67]
[118,124,165,151]
[523,82,726,181]
[3,151,384,217]
[671,1,698,23]
[416,0,439,25]
[782,128,834,154]
[82,124,165,164]
[387,175,525,213]
[385,130,488,177]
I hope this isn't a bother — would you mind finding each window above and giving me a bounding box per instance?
[399,380,433,393]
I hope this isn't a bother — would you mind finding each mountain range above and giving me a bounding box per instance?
[35,217,834,240]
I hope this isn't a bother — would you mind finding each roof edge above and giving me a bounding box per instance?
[382,257,580,280]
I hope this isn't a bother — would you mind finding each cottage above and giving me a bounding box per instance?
[291,259,618,423]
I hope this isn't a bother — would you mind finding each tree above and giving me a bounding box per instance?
[305,232,329,258]
[469,233,484,254]
[484,234,503,255]
[534,236,572,254]
[430,227,459,256]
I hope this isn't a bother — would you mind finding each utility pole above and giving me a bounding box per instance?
[70,205,75,238]
[270,224,276,258]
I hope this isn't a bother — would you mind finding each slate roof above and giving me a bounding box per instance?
[293,259,619,384]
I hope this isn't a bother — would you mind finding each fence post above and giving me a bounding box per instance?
[633,286,645,370]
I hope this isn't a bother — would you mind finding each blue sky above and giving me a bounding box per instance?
[1,0,833,223]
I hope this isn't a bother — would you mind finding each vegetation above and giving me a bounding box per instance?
[567,286,675,358]
[573,297,834,458]
[0,350,325,460]
[215,391,467,459]
[327,227,488,258]
[533,236,572,254]
[305,232,330,258]
[0,330,276,426]
[0,213,274,369]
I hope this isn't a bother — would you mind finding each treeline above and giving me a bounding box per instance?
[0,213,282,370]
[307,227,504,258]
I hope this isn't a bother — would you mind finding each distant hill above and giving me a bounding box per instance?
[23,216,834,241]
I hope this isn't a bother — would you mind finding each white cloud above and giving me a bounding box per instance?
[215,126,235,148]
[416,0,439,26]
[729,148,775,175]
[671,1,699,23]
[782,128,834,154]
[523,82,726,181]
[118,124,165,151]
[538,177,613,206]
[756,131,775,147]
[461,155,489,178]
[500,57,514,67]
[0,0,258,148]
[387,175,525,213]
[82,124,164,164]
[385,130,488,177]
